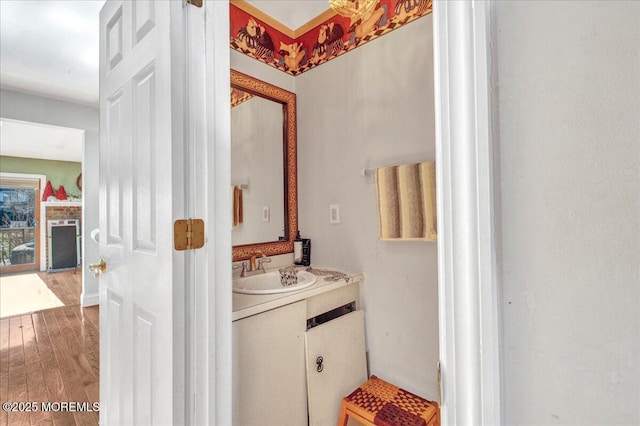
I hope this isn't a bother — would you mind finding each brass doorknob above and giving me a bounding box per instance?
[88,257,107,278]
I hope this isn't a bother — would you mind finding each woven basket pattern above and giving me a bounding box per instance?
[343,376,438,426]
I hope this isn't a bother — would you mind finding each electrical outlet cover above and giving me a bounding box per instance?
[329,204,340,224]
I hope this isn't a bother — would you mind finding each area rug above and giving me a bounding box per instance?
[0,273,64,318]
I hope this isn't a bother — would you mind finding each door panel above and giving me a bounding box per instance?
[133,307,154,425]
[105,91,124,246]
[232,301,308,425]
[106,7,123,70]
[133,1,155,45]
[305,310,368,426]
[132,64,157,254]
[105,290,123,423]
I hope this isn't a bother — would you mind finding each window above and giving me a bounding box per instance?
[0,176,40,270]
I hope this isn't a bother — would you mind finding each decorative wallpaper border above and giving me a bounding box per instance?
[230,0,433,76]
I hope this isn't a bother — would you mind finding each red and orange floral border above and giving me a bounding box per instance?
[230,0,433,76]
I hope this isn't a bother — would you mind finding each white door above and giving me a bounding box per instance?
[98,1,187,424]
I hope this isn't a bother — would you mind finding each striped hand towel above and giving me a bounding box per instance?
[376,161,436,241]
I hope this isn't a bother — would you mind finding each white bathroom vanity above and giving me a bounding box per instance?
[232,267,367,426]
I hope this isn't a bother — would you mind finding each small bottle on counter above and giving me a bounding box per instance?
[301,238,311,266]
[294,231,303,265]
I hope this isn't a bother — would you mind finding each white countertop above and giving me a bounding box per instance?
[232,266,363,321]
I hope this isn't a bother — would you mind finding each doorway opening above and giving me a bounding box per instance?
[0,118,85,317]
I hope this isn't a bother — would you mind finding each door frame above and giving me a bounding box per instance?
[190,1,232,424]
[196,0,502,424]
[433,0,502,424]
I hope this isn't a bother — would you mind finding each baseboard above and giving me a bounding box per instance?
[81,292,99,307]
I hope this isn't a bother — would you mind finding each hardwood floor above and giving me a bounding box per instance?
[35,270,83,307]
[0,270,99,426]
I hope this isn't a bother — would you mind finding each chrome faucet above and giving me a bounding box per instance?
[233,261,248,277]
[256,256,272,273]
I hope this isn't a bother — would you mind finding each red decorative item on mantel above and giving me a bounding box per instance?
[42,180,54,201]
[55,185,68,201]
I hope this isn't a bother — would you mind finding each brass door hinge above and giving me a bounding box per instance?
[186,0,203,7]
[174,219,205,250]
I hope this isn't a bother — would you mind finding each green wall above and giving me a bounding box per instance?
[0,156,82,199]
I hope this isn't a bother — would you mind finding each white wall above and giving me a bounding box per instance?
[296,16,439,399]
[494,1,640,424]
[0,88,100,306]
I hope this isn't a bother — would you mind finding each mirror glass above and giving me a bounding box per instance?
[231,93,284,245]
[231,70,298,261]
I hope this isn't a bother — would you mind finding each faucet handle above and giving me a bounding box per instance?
[257,257,271,272]
[233,261,248,277]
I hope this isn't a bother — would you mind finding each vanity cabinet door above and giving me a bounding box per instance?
[232,300,307,426]
[305,310,368,426]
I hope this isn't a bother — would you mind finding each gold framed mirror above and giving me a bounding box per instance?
[231,69,298,261]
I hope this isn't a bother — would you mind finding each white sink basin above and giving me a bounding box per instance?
[233,270,317,295]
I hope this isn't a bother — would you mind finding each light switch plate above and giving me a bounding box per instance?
[329,204,340,224]
[262,206,270,222]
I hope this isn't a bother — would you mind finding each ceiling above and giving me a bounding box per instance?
[245,1,330,30]
[0,0,104,106]
[0,0,327,163]
[0,0,329,107]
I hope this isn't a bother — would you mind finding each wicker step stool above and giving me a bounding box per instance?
[337,375,439,426]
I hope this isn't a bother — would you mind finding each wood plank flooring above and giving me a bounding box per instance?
[35,270,83,307]
[0,270,99,426]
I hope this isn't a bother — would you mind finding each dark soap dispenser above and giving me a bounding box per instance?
[301,238,311,266]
